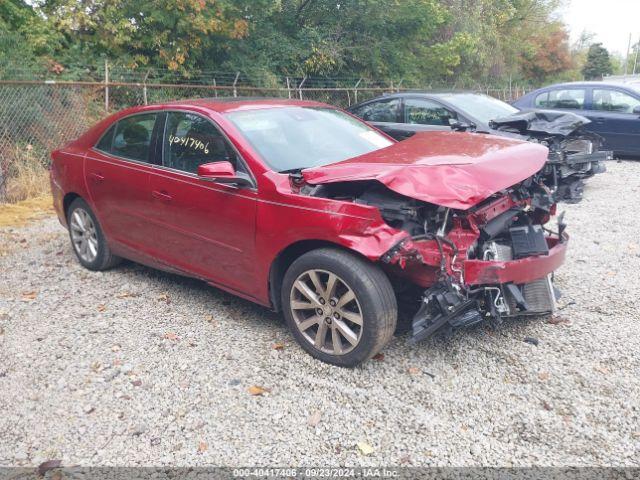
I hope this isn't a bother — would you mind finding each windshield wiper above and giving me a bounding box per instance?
[279,167,310,174]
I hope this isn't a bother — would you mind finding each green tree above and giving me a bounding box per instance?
[582,43,613,80]
[33,0,253,71]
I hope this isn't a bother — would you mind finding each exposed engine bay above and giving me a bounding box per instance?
[301,177,566,343]
[489,110,611,203]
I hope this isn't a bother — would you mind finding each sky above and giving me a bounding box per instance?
[559,0,640,56]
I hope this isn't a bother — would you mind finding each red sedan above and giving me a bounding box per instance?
[50,99,567,366]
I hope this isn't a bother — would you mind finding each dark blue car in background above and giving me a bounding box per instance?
[513,82,640,156]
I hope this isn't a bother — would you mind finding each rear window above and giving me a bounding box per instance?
[95,125,115,152]
[95,113,158,163]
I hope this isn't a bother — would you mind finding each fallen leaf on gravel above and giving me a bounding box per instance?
[91,361,101,372]
[372,353,385,361]
[116,292,137,299]
[197,441,208,453]
[272,342,285,350]
[248,385,270,396]
[157,293,171,304]
[538,372,550,381]
[407,367,420,375]
[37,459,61,475]
[542,400,553,411]
[163,332,179,341]
[0,327,4,335]
[97,304,106,312]
[399,454,411,464]
[548,316,570,325]
[21,291,37,301]
[356,441,374,455]
[131,380,142,387]
[594,365,610,375]
[307,410,322,427]
[204,314,215,323]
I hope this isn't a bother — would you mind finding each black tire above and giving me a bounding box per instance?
[66,197,121,271]
[281,248,397,367]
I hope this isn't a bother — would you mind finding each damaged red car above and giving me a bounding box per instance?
[50,99,568,367]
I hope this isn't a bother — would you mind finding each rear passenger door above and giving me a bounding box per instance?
[86,112,161,254]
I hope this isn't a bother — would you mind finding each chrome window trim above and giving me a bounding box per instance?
[93,110,161,163]
[90,108,257,190]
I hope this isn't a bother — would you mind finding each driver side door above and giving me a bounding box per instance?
[147,111,259,296]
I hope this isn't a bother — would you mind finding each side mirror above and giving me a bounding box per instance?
[449,119,476,132]
[197,161,251,187]
[633,105,640,115]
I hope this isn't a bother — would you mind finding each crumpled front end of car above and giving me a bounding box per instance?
[376,183,568,343]
[297,131,569,343]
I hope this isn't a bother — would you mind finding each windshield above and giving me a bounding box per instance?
[225,107,393,172]
[440,93,519,125]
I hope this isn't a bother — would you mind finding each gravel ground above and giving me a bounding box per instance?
[0,160,639,468]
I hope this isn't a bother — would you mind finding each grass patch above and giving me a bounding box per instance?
[0,195,54,228]
[1,144,51,203]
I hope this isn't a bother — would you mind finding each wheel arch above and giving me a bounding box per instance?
[63,192,82,220]
[268,239,373,312]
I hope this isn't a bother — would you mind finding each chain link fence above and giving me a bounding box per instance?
[0,74,529,202]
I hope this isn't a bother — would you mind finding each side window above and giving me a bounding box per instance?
[593,89,640,113]
[111,113,158,162]
[95,125,115,152]
[163,112,242,175]
[404,98,457,126]
[534,92,549,108]
[544,89,586,110]
[352,99,400,122]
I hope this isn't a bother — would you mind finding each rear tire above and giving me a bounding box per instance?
[281,248,397,367]
[67,198,121,271]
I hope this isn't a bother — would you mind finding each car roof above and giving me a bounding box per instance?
[377,91,482,98]
[531,81,638,89]
[158,97,329,113]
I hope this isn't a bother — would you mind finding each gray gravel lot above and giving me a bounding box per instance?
[0,160,639,467]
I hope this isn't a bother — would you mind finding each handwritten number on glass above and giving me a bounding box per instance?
[169,135,210,154]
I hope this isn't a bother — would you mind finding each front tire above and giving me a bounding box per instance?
[67,198,121,271]
[281,248,397,367]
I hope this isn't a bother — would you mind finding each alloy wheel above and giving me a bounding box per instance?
[69,208,99,263]
[289,269,363,355]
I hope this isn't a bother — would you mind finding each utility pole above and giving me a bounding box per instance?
[634,36,639,75]
[624,33,632,77]
[104,59,109,114]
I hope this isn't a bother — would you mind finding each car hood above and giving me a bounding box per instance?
[301,131,548,210]
[489,109,591,136]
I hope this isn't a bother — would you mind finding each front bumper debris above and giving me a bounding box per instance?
[410,233,568,344]
[464,236,567,285]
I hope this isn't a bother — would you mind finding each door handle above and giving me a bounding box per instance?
[152,190,172,202]
[89,172,105,183]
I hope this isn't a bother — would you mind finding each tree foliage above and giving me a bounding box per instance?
[3,0,578,85]
[582,43,613,80]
